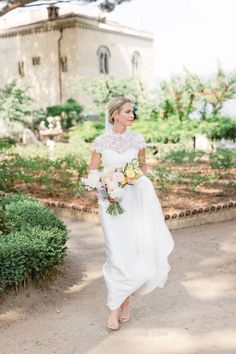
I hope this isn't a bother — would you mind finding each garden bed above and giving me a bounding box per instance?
[11,157,235,215]
[1,142,235,215]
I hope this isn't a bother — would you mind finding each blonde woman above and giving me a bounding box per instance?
[88,96,174,330]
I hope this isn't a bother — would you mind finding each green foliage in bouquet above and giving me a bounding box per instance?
[106,201,125,216]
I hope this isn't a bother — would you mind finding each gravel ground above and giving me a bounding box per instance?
[0,217,236,354]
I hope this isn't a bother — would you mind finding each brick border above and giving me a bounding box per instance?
[37,197,236,221]
[3,193,234,229]
[37,198,236,229]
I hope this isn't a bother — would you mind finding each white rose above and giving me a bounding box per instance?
[109,187,124,200]
[107,180,119,191]
[113,172,125,183]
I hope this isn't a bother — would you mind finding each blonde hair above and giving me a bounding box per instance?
[107,96,133,124]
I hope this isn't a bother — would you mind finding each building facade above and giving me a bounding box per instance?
[0,6,154,108]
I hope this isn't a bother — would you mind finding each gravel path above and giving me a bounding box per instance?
[0,216,236,354]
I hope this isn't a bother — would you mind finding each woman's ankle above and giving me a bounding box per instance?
[109,309,119,315]
[121,299,129,309]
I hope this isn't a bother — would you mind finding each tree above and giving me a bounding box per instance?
[0,79,41,143]
[0,79,33,128]
[156,67,236,121]
[69,74,155,119]
[197,67,236,118]
[158,70,200,121]
[0,0,131,17]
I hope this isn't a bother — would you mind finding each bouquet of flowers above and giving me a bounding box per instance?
[82,158,143,216]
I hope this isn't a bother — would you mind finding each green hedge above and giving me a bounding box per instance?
[2,198,67,234]
[0,194,68,293]
[47,98,84,129]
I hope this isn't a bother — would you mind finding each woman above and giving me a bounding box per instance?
[88,96,175,330]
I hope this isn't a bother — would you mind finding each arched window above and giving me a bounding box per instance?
[131,51,141,76]
[97,46,111,74]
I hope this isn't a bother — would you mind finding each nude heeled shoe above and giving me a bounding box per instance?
[118,296,131,323]
[106,321,119,330]
[118,313,131,323]
[106,310,120,330]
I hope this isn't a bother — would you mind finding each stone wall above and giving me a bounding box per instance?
[0,15,154,109]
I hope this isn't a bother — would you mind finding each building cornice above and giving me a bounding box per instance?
[0,14,154,41]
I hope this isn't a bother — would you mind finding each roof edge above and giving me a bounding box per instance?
[0,12,154,41]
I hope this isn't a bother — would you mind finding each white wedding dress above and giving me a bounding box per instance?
[93,129,175,310]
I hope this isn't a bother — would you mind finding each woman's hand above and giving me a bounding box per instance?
[88,150,101,172]
[138,148,147,175]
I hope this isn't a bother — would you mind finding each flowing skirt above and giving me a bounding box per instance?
[98,175,175,310]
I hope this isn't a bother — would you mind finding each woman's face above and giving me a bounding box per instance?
[114,102,134,127]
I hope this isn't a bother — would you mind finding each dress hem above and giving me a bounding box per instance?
[106,269,171,310]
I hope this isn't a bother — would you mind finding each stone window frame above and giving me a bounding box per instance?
[97,45,111,74]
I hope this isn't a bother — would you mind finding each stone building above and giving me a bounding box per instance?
[0,5,154,108]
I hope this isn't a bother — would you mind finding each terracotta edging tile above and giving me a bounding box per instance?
[35,197,236,221]
[2,193,235,221]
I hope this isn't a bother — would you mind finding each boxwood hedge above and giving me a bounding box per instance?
[0,193,69,293]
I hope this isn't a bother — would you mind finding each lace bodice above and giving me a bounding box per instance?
[92,129,146,154]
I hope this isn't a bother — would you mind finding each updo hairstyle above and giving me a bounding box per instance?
[107,96,133,124]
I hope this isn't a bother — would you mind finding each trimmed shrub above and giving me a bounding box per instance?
[46,98,83,129]
[0,194,68,293]
[0,226,68,292]
[2,199,66,234]
[0,193,34,207]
